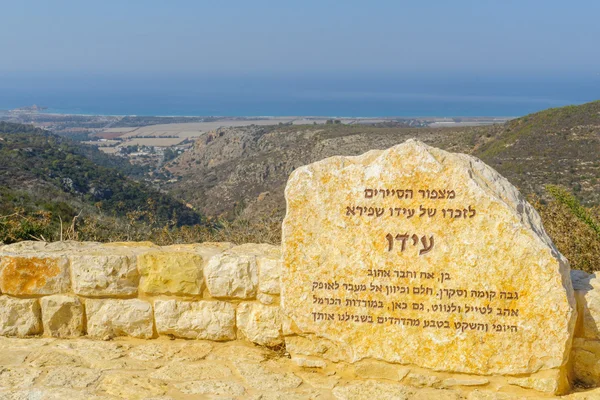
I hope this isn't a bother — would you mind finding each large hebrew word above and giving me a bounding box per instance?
[385,233,434,254]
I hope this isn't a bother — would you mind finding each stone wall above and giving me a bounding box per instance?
[0,241,283,346]
[1,240,600,393]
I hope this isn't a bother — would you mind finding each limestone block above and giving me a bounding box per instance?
[224,244,283,296]
[40,295,84,337]
[259,257,282,294]
[204,249,259,299]
[85,299,153,339]
[154,300,235,340]
[101,241,159,250]
[281,139,576,386]
[508,374,560,393]
[0,240,100,254]
[164,242,234,255]
[0,255,70,295]
[138,251,203,296]
[572,337,600,387]
[70,253,139,297]
[571,270,600,339]
[0,296,41,336]
[236,302,283,346]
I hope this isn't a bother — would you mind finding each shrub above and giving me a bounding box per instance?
[530,186,600,273]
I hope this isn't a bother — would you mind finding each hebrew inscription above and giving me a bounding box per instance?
[282,140,575,377]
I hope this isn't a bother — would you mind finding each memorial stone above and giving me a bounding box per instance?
[281,140,576,393]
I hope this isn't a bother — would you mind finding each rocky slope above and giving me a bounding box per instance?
[164,124,491,220]
[476,101,600,205]
[165,101,600,221]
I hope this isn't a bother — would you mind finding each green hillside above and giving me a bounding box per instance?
[475,100,600,205]
[0,122,201,242]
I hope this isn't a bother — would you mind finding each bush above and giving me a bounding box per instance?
[0,209,53,243]
[530,186,600,273]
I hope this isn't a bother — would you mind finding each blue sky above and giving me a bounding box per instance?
[1,0,599,77]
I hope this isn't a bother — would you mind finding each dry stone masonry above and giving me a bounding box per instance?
[0,241,283,344]
[1,140,600,398]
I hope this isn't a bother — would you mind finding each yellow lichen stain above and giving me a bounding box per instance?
[0,256,60,294]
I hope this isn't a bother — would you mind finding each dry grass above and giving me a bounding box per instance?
[531,187,600,273]
[0,206,282,246]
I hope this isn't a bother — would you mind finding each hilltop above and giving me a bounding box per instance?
[475,100,600,205]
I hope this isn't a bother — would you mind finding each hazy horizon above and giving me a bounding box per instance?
[1,72,598,117]
[1,1,599,117]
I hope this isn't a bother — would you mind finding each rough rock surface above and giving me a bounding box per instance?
[236,301,283,346]
[85,299,153,339]
[154,300,236,340]
[0,296,41,336]
[6,336,598,399]
[40,295,84,337]
[258,249,283,295]
[571,270,600,339]
[138,243,231,296]
[282,140,576,390]
[0,255,70,295]
[70,253,139,297]
[204,246,260,299]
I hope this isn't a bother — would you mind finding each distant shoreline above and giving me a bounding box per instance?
[1,110,517,121]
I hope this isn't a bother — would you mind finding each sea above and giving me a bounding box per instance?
[0,73,598,117]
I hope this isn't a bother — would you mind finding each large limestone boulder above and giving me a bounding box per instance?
[85,299,153,339]
[138,243,230,296]
[236,302,283,346]
[40,295,84,337]
[154,300,236,340]
[0,255,70,295]
[70,253,139,297]
[281,140,575,392]
[0,296,42,336]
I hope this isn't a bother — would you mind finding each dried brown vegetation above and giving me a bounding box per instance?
[531,187,600,273]
[0,207,282,246]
